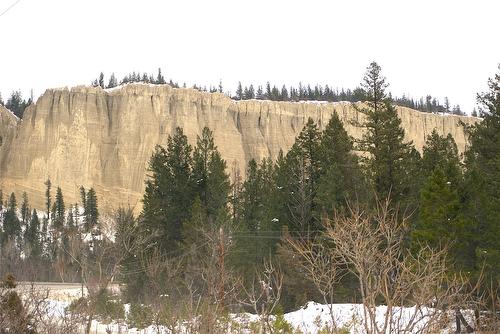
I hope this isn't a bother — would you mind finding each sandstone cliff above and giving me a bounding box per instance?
[0,84,478,213]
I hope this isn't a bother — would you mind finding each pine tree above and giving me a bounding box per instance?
[265,82,272,99]
[86,188,98,231]
[281,119,322,231]
[421,130,461,183]
[45,179,52,221]
[20,192,30,226]
[25,209,41,258]
[142,127,193,252]
[5,90,29,118]
[412,168,460,249]
[462,65,500,278]
[232,158,279,276]
[316,112,364,214]
[236,82,243,100]
[98,72,105,88]
[156,68,166,84]
[256,86,264,99]
[80,185,86,223]
[107,73,118,88]
[53,187,65,230]
[357,62,415,204]
[3,193,20,244]
[192,127,230,218]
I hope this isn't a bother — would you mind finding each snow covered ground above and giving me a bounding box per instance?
[42,290,465,334]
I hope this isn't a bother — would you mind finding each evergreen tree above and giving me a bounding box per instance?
[20,192,30,226]
[256,86,264,99]
[156,68,166,84]
[231,158,279,276]
[236,82,243,100]
[281,119,322,231]
[5,90,29,118]
[3,193,20,243]
[412,168,460,250]
[25,209,41,258]
[421,130,461,183]
[192,127,230,218]
[45,179,52,221]
[53,187,65,230]
[462,65,500,278]
[107,73,118,88]
[86,188,98,230]
[316,112,365,214]
[357,62,415,204]
[80,185,86,223]
[142,127,193,252]
[98,72,105,88]
[265,82,272,99]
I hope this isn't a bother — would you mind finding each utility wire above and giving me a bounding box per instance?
[0,0,21,18]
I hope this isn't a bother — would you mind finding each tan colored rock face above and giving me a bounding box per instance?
[0,84,478,213]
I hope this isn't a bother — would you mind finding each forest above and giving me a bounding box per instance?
[0,62,498,333]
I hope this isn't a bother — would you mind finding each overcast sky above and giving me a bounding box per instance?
[0,0,498,113]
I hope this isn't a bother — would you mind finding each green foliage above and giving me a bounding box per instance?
[461,66,500,279]
[412,168,460,250]
[317,112,365,214]
[357,62,418,205]
[272,304,294,333]
[127,303,154,329]
[2,193,20,244]
[68,290,125,323]
[422,130,461,182]
[53,187,65,230]
[142,127,193,252]
[192,127,230,219]
[5,90,30,118]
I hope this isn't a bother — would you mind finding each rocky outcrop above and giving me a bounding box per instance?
[0,84,478,213]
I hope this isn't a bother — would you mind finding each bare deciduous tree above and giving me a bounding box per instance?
[239,260,283,334]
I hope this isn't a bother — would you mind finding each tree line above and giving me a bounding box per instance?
[0,181,100,282]
[91,69,465,115]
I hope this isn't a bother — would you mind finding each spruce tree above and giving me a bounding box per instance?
[236,82,243,100]
[142,127,193,252]
[107,73,118,88]
[462,65,500,278]
[422,130,461,183]
[412,168,460,250]
[3,193,20,243]
[156,68,166,84]
[86,188,98,231]
[192,127,230,218]
[45,179,52,221]
[53,187,65,230]
[357,62,415,204]
[20,192,30,226]
[25,209,41,258]
[98,72,105,88]
[316,112,364,214]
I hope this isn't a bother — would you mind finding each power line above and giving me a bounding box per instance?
[0,0,21,18]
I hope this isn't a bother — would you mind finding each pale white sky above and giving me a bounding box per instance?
[0,0,498,113]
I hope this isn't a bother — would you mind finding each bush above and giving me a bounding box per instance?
[67,289,125,323]
[127,302,153,329]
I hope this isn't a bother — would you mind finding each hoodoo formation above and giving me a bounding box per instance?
[0,84,478,212]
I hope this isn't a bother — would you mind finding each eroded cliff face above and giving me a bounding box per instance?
[0,84,478,213]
